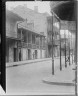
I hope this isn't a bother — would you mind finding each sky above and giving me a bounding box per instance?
[6,1,52,15]
[6,1,73,37]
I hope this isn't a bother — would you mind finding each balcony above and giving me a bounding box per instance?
[17,41,46,50]
[32,44,36,49]
[48,39,60,46]
[54,39,60,46]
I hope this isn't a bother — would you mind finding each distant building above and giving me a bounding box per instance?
[6,9,46,63]
[50,1,76,58]
[47,16,60,57]
[60,21,75,56]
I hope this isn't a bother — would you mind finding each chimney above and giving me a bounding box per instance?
[34,6,38,12]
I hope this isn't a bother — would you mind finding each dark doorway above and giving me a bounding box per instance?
[28,49,31,60]
[14,48,17,62]
[35,50,37,59]
[19,49,21,61]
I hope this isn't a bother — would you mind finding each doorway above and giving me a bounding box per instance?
[35,50,37,59]
[19,48,21,61]
[28,49,31,60]
[14,48,17,62]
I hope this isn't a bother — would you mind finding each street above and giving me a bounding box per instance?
[6,57,75,95]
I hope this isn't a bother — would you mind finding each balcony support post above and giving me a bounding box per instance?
[64,30,67,68]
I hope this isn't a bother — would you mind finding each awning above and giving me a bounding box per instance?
[51,1,75,21]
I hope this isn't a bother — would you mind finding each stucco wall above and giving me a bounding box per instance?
[37,49,40,59]
[42,50,45,58]
[22,48,27,61]
[9,46,13,62]
[6,18,17,38]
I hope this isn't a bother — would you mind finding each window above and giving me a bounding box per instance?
[36,35,39,45]
[28,32,31,43]
[32,34,35,44]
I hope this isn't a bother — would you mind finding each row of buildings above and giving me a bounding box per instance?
[6,5,75,63]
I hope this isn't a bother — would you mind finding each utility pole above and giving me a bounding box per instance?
[52,11,62,71]
[51,12,54,75]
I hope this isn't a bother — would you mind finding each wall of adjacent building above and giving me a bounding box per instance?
[6,16,17,38]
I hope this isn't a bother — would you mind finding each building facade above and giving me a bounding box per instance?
[6,10,24,62]
[17,23,46,61]
[60,21,75,56]
[11,5,50,58]
[47,16,60,57]
[6,9,46,63]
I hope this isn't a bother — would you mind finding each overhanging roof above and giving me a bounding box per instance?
[51,1,75,21]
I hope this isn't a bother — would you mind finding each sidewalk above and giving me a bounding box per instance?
[6,57,52,67]
[42,64,76,86]
[6,56,65,68]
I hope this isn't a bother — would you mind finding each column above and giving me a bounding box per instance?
[64,30,67,67]
[21,29,23,61]
[68,30,70,65]
[26,31,28,46]
[75,2,77,96]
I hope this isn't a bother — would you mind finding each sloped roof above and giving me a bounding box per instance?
[12,5,50,19]
[6,9,24,21]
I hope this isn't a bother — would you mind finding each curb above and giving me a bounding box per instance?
[6,58,52,68]
[42,79,75,86]
[6,56,66,68]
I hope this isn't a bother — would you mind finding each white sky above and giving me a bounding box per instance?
[6,1,52,15]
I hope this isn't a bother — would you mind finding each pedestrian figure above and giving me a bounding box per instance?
[66,56,69,62]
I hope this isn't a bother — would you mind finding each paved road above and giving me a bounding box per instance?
[6,57,75,95]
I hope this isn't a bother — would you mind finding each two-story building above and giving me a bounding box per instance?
[6,9,46,63]
[17,22,46,61]
[11,5,50,58]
